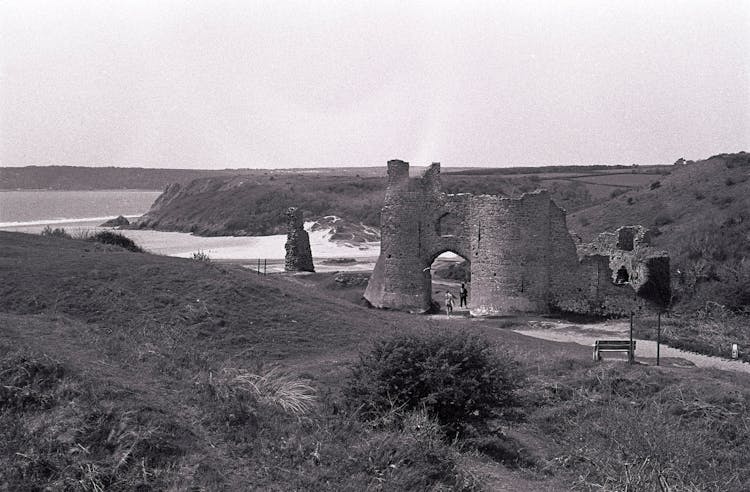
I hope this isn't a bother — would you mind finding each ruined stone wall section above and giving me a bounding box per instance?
[284,207,314,272]
[547,201,589,309]
[468,192,552,315]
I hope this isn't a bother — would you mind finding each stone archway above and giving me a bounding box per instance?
[427,248,471,312]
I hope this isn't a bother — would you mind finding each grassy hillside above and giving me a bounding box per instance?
[3,231,750,490]
[135,171,602,236]
[569,152,750,311]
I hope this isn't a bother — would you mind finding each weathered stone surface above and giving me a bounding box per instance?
[364,160,670,316]
[284,207,314,272]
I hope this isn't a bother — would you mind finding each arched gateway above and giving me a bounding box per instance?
[364,160,671,316]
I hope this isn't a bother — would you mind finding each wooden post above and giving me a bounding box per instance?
[656,311,661,366]
[264,259,267,276]
[629,311,634,364]
[257,258,260,275]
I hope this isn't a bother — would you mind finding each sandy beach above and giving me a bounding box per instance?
[1,217,381,273]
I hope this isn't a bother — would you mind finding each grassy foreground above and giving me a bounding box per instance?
[2,231,750,490]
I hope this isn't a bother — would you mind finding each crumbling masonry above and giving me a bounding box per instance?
[364,160,670,316]
[285,207,314,272]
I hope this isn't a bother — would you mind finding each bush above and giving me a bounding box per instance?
[609,188,627,199]
[40,226,71,239]
[345,331,523,438]
[192,250,211,262]
[89,231,143,252]
[653,213,673,226]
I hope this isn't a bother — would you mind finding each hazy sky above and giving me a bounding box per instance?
[1,1,748,169]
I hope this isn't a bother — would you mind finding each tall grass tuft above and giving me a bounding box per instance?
[211,366,316,416]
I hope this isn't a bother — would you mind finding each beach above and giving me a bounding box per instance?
[1,216,380,273]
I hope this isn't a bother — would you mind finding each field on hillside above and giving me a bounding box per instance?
[3,231,750,490]
[571,153,750,308]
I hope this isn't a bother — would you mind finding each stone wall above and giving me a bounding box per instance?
[364,160,670,316]
[284,207,314,272]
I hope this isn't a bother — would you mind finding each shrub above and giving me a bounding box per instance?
[609,188,627,199]
[650,181,661,190]
[345,331,523,438]
[653,213,673,226]
[192,250,211,262]
[40,226,71,239]
[88,231,143,252]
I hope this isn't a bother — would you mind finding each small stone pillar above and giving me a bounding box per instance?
[285,207,314,272]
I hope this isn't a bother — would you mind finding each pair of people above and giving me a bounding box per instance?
[444,283,469,317]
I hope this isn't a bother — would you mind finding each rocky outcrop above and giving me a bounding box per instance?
[285,207,314,272]
[309,216,380,244]
[100,215,130,228]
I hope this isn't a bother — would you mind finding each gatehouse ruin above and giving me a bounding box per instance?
[364,160,670,316]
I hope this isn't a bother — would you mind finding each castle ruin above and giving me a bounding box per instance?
[364,160,669,316]
[284,207,315,272]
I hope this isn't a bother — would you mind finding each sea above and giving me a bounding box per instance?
[0,190,161,228]
[0,190,379,270]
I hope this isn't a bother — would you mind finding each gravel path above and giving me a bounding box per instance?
[515,319,750,374]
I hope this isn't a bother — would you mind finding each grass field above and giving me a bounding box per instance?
[2,231,750,490]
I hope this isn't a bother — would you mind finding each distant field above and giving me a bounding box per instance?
[538,172,663,200]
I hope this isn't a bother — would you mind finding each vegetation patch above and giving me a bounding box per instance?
[530,364,750,491]
[345,331,523,439]
[88,231,144,252]
[0,348,187,490]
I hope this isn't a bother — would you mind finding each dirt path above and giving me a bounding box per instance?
[424,313,750,374]
[514,319,750,374]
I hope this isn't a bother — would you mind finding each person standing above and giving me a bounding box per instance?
[459,283,468,308]
[444,291,455,318]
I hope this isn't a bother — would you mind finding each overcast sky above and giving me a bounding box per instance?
[1,1,748,169]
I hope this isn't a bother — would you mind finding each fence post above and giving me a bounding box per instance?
[656,311,661,366]
[629,311,634,364]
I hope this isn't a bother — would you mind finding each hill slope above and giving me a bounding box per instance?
[569,152,750,309]
[135,171,598,236]
[3,232,750,490]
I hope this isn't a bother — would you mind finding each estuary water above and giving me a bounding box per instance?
[0,190,161,227]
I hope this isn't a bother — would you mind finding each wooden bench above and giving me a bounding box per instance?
[593,340,636,362]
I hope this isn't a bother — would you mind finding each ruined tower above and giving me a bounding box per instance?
[364,160,670,316]
[284,207,314,272]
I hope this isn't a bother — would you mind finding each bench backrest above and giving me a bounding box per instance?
[596,340,635,349]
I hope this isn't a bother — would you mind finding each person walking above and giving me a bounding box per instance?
[459,283,468,308]
[444,291,455,318]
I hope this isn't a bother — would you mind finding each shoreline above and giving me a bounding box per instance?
[1,216,382,272]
